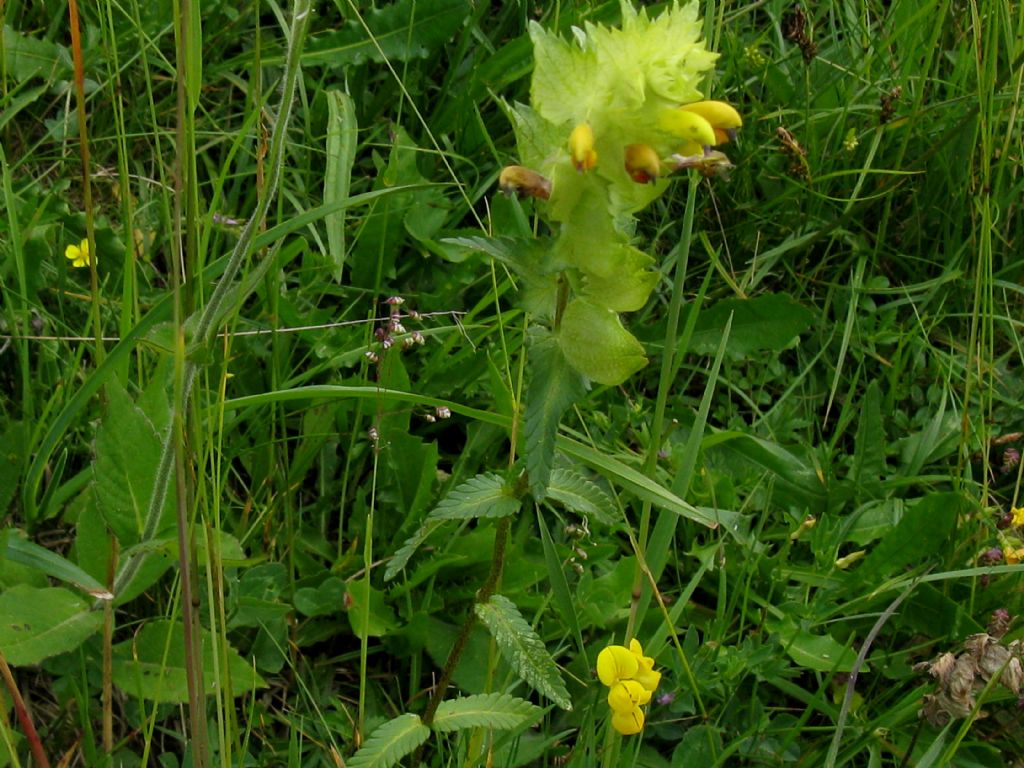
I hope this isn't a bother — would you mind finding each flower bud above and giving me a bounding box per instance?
[624,144,661,184]
[569,122,598,171]
[498,165,552,200]
[678,100,743,144]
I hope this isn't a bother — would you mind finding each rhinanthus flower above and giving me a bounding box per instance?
[65,238,94,268]
[1011,507,1024,527]
[499,1,743,387]
[597,639,661,735]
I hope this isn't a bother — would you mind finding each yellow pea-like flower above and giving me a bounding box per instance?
[678,100,743,145]
[611,707,645,736]
[597,644,640,686]
[569,122,598,172]
[498,165,552,200]
[608,680,652,712]
[628,639,662,692]
[624,144,661,184]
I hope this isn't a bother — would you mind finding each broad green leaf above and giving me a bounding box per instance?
[0,585,103,665]
[427,473,521,521]
[702,431,826,510]
[293,576,346,618]
[546,468,616,525]
[852,379,885,496]
[346,576,398,638]
[558,299,647,386]
[92,378,175,545]
[767,616,859,673]
[2,25,71,83]
[347,713,429,768]
[475,594,571,710]
[325,90,357,281]
[304,0,468,68]
[2,530,112,599]
[432,692,542,733]
[112,619,266,702]
[524,330,587,499]
[686,293,816,358]
[852,492,965,587]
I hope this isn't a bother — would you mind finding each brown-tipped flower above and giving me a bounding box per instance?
[569,122,598,172]
[624,144,661,184]
[678,100,743,145]
[498,165,552,200]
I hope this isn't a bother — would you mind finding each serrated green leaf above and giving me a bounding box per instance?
[427,473,521,521]
[525,330,587,500]
[0,585,103,665]
[348,713,430,768]
[304,0,468,68]
[384,519,446,581]
[475,594,571,710]
[558,299,647,385]
[546,469,616,525]
[432,692,542,733]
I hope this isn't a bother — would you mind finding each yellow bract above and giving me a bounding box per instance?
[64,238,94,268]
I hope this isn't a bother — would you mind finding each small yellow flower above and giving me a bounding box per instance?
[65,239,94,268]
[597,639,661,735]
[1011,507,1024,527]
[1006,546,1024,565]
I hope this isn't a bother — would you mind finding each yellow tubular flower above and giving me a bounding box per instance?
[678,100,743,145]
[64,238,93,268]
[624,144,661,184]
[611,707,645,736]
[657,107,716,155]
[569,122,598,171]
[498,165,552,200]
[1012,507,1024,527]
[597,644,639,686]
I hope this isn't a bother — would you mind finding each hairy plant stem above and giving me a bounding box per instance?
[112,0,311,598]
[625,170,700,643]
[67,0,104,369]
[413,513,512,765]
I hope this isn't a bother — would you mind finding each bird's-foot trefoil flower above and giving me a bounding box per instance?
[65,238,94,268]
[597,639,661,735]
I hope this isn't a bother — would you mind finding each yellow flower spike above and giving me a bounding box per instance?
[597,644,639,686]
[678,100,743,145]
[569,122,598,172]
[657,107,717,153]
[64,238,94,268]
[498,165,552,200]
[624,143,661,184]
[611,707,645,736]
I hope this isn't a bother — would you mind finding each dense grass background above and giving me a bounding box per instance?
[2,0,1023,766]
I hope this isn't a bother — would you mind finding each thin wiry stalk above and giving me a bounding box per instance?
[113,0,312,597]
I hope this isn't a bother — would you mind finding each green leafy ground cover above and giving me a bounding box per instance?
[1,1,1023,766]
